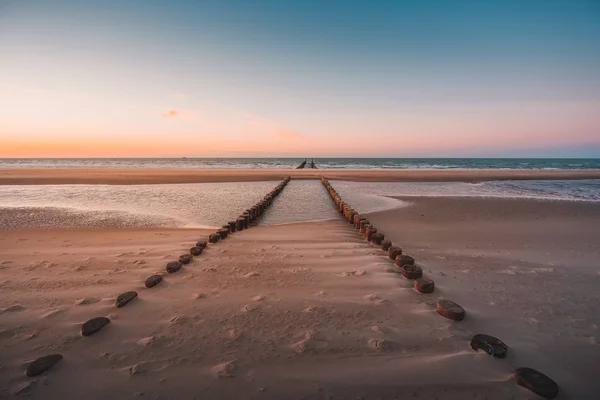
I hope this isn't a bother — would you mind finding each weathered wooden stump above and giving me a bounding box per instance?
[401,264,423,279]
[228,221,237,232]
[396,254,415,266]
[209,233,220,244]
[388,246,402,260]
[26,354,63,377]
[413,277,434,293]
[470,334,507,358]
[218,228,229,239]
[115,291,138,308]
[190,246,203,256]
[365,226,378,241]
[436,299,465,321]
[380,239,392,251]
[359,220,370,233]
[145,274,163,288]
[166,261,182,273]
[179,254,192,264]
[236,217,246,231]
[371,232,384,245]
[81,317,110,337]
[514,367,559,399]
[196,240,207,249]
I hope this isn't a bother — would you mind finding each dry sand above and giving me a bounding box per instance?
[0,196,599,398]
[2,167,600,184]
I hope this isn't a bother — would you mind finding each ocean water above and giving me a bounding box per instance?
[1,157,599,169]
[0,179,597,230]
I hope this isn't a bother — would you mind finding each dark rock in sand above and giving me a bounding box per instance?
[190,246,203,256]
[209,234,220,244]
[371,232,384,245]
[470,334,507,358]
[26,354,63,377]
[388,246,402,260]
[179,254,192,264]
[401,264,423,279]
[413,277,434,293]
[166,261,183,273]
[81,317,110,337]
[196,240,207,249]
[514,367,559,399]
[436,299,465,321]
[380,239,392,251]
[115,291,138,308]
[396,254,415,266]
[145,274,163,288]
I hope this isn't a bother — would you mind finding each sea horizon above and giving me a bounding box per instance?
[2,157,600,170]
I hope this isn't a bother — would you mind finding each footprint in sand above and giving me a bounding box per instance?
[74,297,100,306]
[368,338,395,352]
[212,360,238,378]
[340,270,367,277]
[192,292,207,300]
[243,271,260,278]
[251,295,265,302]
[228,329,243,340]
[137,336,161,347]
[0,304,25,314]
[241,304,258,313]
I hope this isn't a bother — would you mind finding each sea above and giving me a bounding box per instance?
[0,158,598,229]
[1,157,600,169]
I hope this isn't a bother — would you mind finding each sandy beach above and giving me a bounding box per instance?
[2,167,600,185]
[1,189,599,398]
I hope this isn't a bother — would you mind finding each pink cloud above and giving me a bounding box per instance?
[161,109,180,118]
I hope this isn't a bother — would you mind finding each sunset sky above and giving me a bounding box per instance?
[1,0,599,158]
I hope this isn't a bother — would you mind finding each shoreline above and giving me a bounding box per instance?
[1,167,600,185]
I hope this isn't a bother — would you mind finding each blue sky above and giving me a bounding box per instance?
[0,0,599,157]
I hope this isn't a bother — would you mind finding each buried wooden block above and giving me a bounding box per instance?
[228,221,237,232]
[396,254,415,266]
[218,228,229,239]
[413,277,434,293]
[209,234,220,244]
[115,291,138,308]
[236,217,246,231]
[190,246,203,256]
[514,367,559,399]
[26,354,63,377]
[436,299,465,321]
[179,254,192,264]
[359,220,370,233]
[81,317,110,337]
[380,239,392,251]
[401,264,423,279]
[196,240,207,249]
[144,274,163,288]
[388,246,402,261]
[166,261,183,273]
[370,232,385,245]
[365,227,377,241]
[470,334,507,358]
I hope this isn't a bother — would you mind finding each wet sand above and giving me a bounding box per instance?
[2,167,600,184]
[1,197,599,398]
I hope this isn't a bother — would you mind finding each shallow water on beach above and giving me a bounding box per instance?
[0,180,405,229]
[0,179,597,229]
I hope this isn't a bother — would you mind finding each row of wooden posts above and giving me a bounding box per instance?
[319,176,560,399]
[23,177,292,379]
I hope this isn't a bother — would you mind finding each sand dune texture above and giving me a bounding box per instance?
[2,177,599,398]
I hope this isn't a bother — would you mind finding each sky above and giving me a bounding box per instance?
[1,0,599,158]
